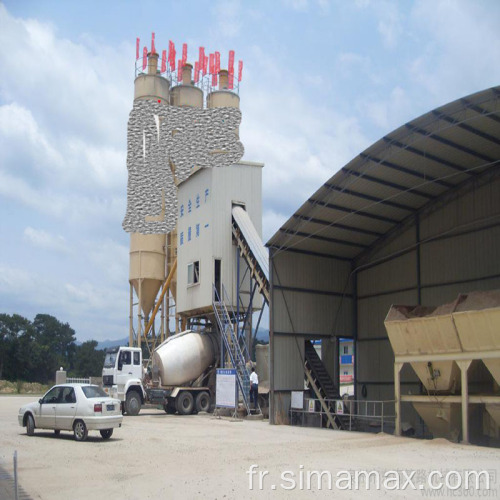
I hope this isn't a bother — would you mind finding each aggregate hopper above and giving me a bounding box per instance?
[385,290,500,440]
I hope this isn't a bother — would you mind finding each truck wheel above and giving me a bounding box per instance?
[26,414,35,436]
[164,403,176,414]
[73,420,88,442]
[126,391,141,416]
[100,429,113,439]
[195,392,210,413]
[176,391,194,415]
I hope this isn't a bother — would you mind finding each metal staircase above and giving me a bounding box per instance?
[304,340,345,429]
[212,284,252,414]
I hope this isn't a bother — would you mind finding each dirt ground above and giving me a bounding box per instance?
[1,396,499,499]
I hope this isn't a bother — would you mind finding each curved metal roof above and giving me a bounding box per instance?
[267,86,500,263]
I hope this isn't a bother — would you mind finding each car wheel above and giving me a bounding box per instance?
[26,414,35,436]
[195,391,211,413]
[100,429,113,440]
[176,391,194,415]
[54,430,61,436]
[73,420,88,442]
[126,391,141,416]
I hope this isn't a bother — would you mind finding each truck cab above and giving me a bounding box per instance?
[102,346,145,415]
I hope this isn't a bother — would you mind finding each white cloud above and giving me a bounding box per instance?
[408,0,500,103]
[211,0,242,38]
[23,227,70,253]
[377,2,403,49]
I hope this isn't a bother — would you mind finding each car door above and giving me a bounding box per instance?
[55,386,77,430]
[38,387,60,429]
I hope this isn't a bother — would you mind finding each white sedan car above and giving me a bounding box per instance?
[18,383,123,441]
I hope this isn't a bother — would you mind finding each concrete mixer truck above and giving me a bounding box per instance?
[102,330,219,416]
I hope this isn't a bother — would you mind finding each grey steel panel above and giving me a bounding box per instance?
[357,290,418,339]
[273,335,305,391]
[358,250,418,296]
[271,250,353,294]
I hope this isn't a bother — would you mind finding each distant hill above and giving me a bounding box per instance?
[77,328,269,350]
[97,338,129,350]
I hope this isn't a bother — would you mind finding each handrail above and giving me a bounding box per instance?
[212,284,251,412]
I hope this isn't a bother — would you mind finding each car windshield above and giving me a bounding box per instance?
[82,386,108,398]
[103,352,117,368]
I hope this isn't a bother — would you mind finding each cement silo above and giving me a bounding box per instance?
[129,51,170,347]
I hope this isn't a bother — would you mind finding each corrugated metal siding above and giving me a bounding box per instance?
[358,290,418,339]
[421,227,500,288]
[357,340,394,383]
[422,277,500,306]
[361,225,417,263]
[419,175,500,241]
[273,335,305,390]
[358,250,418,297]
[272,251,352,294]
[273,289,353,336]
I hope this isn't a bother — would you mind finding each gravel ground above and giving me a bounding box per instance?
[1,396,499,499]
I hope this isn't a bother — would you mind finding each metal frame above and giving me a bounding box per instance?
[394,350,500,444]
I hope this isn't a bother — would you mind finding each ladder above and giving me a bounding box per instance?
[212,284,253,414]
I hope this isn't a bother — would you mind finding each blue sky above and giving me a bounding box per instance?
[1,0,499,342]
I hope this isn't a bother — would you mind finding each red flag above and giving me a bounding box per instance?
[228,73,234,90]
[151,32,156,54]
[182,43,187,65]
[194,61,199,83]
[238,60,243,82]
[161,50,167,73]
[212,72,217,87]
[136,38,140,59]
[215,51,220,74]
[228,50,235,76]
[143,47,147,70]
[203,56,208,76]
[209,53,214,75]
[178,59,182,82]
[169,41,176,71]
[198,47,205,70]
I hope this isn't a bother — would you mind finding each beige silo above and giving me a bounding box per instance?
[207,69,240,136]
[129,52,170,347]
[170,63,204,108]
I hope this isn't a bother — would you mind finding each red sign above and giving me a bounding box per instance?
[182,43,187,65]
[340,375,354,383]
[238,60,243,82]
[136,38,140,60]
[228,50,235,75]
[209,53,214,75]
[161,50,166,73]
[151,32,155,54]
[143,47,147,70]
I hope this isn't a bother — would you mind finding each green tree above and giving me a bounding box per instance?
[0,314,32,381]
[72,341,105,378]
[32,314,77,382]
